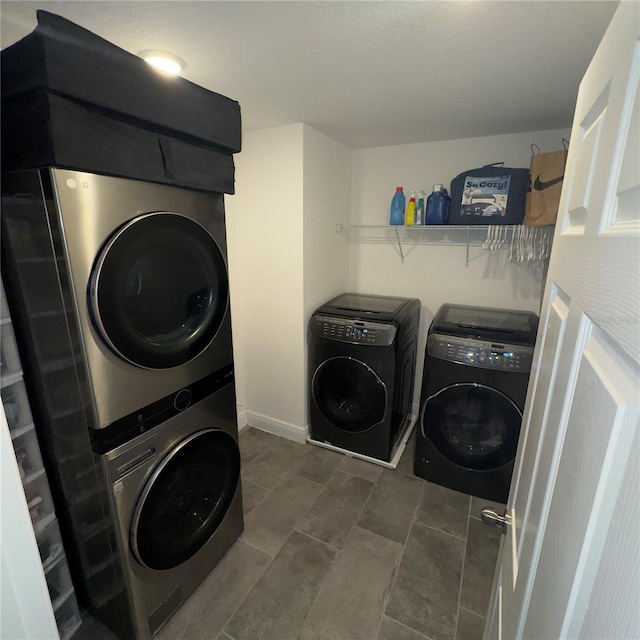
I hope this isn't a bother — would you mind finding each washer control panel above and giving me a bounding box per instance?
[428,333,534,371]
[310,315,396,346]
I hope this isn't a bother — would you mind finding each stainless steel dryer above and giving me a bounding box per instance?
[2,168,233,431]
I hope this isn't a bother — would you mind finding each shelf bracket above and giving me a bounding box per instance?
[465,228,471,267]
[394,227,405,263]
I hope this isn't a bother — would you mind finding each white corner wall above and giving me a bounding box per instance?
[302,125,351,319]
[302,124,351,429]
[226,124,305,437]
[350,128,570,411]
[228,125,570,438]
[227,123,351,440]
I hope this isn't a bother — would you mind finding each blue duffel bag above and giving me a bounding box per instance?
[449,162,530,225]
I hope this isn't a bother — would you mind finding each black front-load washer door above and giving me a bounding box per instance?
[421,383,521,470]
[131,429,240,571]
[90,212,229,369]
[312,356,387,433]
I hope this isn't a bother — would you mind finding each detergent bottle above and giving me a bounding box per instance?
[405,191,416,226]
[390,187,405,225]
[415,190,426,225]
[426,184,451,225]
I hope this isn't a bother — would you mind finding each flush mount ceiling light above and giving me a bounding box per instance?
[139,50,185,76]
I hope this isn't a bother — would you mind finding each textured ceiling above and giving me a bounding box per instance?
[0,1,618,149]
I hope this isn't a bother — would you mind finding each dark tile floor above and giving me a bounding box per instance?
[155,426,504,640]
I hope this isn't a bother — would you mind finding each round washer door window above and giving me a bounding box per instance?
[421,383,521,470]
[312,356,386,433]
[90,213,228,369]
[131,429,240,571]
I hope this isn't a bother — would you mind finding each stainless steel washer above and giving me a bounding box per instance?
[102,382,243,640]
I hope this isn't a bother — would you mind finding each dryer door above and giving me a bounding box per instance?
[422,383,521,470]
[90,212,229,369]
[131,429,240,570]
[312,356,387,433]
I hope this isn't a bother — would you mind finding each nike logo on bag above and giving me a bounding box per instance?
[534,174,564,191]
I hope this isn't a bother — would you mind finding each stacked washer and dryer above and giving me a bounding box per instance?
[1,13,243,640]
[2,170,243,640]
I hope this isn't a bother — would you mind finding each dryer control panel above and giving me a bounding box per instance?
[428,333,534,371]
[310,315,396,346]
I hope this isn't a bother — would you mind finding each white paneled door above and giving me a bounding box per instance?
[486,2,640,639]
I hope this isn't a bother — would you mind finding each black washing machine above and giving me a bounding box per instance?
[414,304,538,503]
[308,293,420,462]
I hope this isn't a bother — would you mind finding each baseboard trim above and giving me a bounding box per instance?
[245,412,309,443]
[236,409,249,431]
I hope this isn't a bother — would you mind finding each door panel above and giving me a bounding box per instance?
[507,288,569,588]
[578,429,640,639]
[523,326,639,638]
[487,4,640,638]
[565,86,608,233]
[610,60,639,230]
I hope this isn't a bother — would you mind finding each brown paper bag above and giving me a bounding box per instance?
[524,149,568,226]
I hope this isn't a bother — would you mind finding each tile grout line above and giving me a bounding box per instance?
[215,540,274,640]
[296,459,378,637]
[383,615,435,640]
[458,604,487,619]
[412,519,469,543]
[241,443,325,519]
[291,528,342,555]
[287,468,328,488]
[294,456,382,629]
[233,433,337,638]
[375,487,425,639]
[224,434,326,637]
[453,496,473,640]
[237,536,276,559]
[414,521,469,546]
[344,466,378,541]
[240,482,272,518]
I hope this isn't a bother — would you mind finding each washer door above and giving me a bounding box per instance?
[312,356,387,433]
[131,429,240,570]
[90,213,228,369]
[421,383,521,470]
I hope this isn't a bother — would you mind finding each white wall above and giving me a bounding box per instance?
[225,124,351,440]
[302,125,351,428]
[229,125,570,434]
[349,128,570,410]
[226,124,305,434]
[302,125,351,321]
[227,124,351,439]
